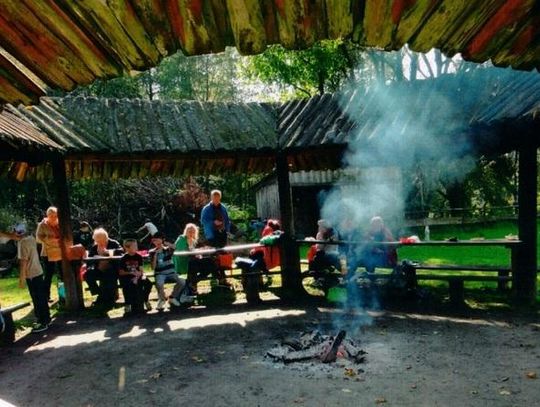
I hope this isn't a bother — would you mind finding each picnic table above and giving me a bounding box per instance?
[297,238,523,305]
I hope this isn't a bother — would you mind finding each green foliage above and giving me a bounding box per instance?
[66,48,243,102]
[0,207,22,232]
[405,154,518,219]
[67,75,145,99]
[245,39,364,97]
[155,48,240,102]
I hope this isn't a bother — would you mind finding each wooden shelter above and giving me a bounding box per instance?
[1,68,539,307]
[0,1,539,307]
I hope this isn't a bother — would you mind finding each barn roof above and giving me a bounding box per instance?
[279,68,540,163]
[1,68,540,179]
[8,96,278,155]
[1,1,540,105]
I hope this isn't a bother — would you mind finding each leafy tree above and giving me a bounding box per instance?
[245,39,364,97]
[67,75,144,99]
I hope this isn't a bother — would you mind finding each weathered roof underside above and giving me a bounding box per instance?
[1,1,540,105]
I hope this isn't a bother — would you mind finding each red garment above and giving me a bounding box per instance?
[251,220,282,270]
[306,244,317,263]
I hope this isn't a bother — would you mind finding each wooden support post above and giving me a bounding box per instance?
[51,159,84,311]
[497,270,510,292]
[276,154,306,299]
[513,143,538,305]
[448,278,465,307]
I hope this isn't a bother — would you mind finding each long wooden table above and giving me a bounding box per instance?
[174,242,263,257]
[297,238,521,248]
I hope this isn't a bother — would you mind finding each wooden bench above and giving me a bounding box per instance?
[300,258,515,306]
[412,264,512,306]
[0,302,31,345]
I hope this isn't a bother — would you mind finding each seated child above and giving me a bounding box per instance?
[118,239,152,315]
[149,232,189,310]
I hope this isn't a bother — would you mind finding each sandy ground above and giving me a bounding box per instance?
[0,299,539,407]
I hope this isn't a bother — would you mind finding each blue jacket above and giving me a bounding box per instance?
[200,202,230,240]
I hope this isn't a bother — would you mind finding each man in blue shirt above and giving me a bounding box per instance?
[200,190,230,248]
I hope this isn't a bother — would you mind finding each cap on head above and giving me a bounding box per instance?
[14,223,27,235]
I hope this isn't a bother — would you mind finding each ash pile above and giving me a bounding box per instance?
[267,330,366,365]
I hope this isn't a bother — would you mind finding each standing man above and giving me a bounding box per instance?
[201,190,230,248]
[15,224,51,333]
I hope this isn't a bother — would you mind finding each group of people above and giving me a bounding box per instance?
[307,215,397,289]
[83,189,236,315]
[2,184,395,332]
[0,189,246,331]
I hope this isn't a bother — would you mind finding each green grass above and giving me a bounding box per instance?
[398,220,525,265]
[0,272,31,305]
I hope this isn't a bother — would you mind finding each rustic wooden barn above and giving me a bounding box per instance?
[254,168,403,237]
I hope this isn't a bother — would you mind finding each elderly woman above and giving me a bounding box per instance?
[85,228,123,309]
[36,206,62,302]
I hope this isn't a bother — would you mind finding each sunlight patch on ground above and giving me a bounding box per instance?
[386,312,511,327]
[118,325,147,338]
[316,307,512,327]
[22,309,306,351]
[167,309,305,331]
[24,330,109,352]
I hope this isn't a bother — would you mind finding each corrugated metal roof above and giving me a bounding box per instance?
[279,68,540,155]
[0,108,63,153]
[12,96,278,156]
[1,1,540,104]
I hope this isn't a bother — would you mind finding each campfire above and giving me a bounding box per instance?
[267,330,366,365]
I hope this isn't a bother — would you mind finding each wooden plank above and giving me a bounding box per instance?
[63,0,157,69]
[489,15,540,68]
[464,0,535,62]
[174,242,262,257]
[129,0,178,56]
[0,52,45,103]
[440,0,506,55]
[167,0,221,55]
[272,0,319,49]
[363,0,394,48]
[225,0,267,55]
[22,0,121,78]
[409,0,481,53]
[393,0,442,48]
[0,3,80,89]
[0,302,30,315]
[325,0,355,39]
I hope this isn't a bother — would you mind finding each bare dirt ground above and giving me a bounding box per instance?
[1,299,539,407]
